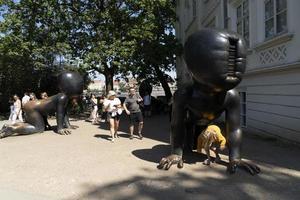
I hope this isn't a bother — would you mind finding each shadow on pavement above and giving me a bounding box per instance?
[96,113,170,143]
[94,133,132,141]
[96,113,300,172]
[132,145,228,169]
[94,134,111,141]
[65,165,300,200]
[132,144,170,163]
[57,110,300,181]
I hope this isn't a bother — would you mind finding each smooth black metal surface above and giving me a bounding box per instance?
[158,29,260,175]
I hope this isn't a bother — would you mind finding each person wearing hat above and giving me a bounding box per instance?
[197,124,226,165]
[103,90,122,142]
[123,87,144,140]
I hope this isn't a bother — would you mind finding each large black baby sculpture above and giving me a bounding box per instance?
[158,29,260,175]
[0,71,83,138]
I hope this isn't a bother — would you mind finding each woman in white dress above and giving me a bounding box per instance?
[12,94,23,123]
[8,97,14,121]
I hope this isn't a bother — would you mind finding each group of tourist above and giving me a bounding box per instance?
[8,92,49,123]
[88,87,147,142]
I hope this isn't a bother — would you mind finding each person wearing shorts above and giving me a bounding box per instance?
[103,90,122,142]
[123,88,144,140]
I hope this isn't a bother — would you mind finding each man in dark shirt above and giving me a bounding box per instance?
[123,87,144,139]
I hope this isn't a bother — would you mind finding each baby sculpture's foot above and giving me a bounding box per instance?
[157,154,184,170]
[57,129,71,135]
[0,125,13,139]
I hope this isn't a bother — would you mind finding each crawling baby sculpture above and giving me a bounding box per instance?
[0,71,83,138]
[157,29,260,175]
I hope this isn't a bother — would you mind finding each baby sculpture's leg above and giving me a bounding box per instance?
[0,111,45,139]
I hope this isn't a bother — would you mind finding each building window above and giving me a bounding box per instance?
[185,0,190,9]
[265,0,287,39]
[236,0,249,46]
[192,0,197,18]
[239,92,247,127]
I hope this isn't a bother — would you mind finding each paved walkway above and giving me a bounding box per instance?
[0,115,300,200]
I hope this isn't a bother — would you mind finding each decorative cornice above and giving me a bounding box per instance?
[253,33,294,51]
[228,0,243,7]
[200,0,221,25]
[185,17,197,34]
[244,61,300,76]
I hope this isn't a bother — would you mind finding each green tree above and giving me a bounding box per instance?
[121,0,180,101]
[0,0,72,111]
[0,0,179,113]
[62,0,179,96]
[68,0,143,93]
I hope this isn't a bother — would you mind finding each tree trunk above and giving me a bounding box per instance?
[153,65,172,101]
[104,66,114,94]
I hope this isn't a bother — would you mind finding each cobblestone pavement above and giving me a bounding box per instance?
[0,114,300,200]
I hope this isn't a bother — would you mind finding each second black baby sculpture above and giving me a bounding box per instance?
[0,71,83,138]
[158,29,260,175]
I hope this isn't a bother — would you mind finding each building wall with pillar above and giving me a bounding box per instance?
[175,0,300,142]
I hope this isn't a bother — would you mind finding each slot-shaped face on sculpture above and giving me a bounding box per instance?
[58,72,84,96]
[184,28,246,92]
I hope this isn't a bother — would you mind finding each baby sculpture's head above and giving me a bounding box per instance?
[184,28,246,92]
[57,71,84,97]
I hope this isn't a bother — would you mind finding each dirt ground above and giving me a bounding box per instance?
[0,114,300,200]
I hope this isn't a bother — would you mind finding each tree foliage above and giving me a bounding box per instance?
[125,0,180,100]
[0,0,179,112]
[0,0,82,111]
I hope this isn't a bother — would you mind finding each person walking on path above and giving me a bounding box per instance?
[89,94,99,124]
[123,87,144,140]
[40,92,52,130]
[143,91,151,117]
[12,94,23,123]
[21,92,30,107]
[29,92,37,101]
[40,92,48,99]
[21,92,30,120]
[99,94,107,122]
[103,91,122,142]
[8,97,14,121]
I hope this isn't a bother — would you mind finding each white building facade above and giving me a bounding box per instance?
[176,0,300,142]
